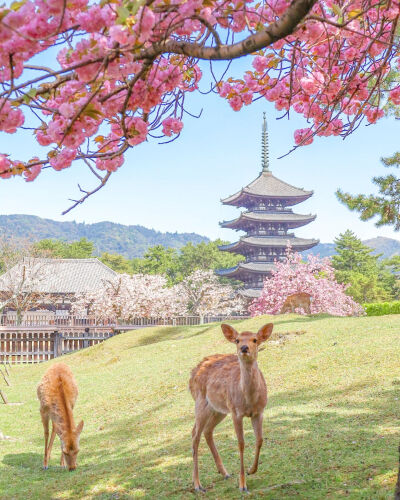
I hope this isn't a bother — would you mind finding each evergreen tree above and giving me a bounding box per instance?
[332,230,379,272]
[332,230,394,302]
[336,153,400,230]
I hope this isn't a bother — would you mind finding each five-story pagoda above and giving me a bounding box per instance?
[217,114,319,298]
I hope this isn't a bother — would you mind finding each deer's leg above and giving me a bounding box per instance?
[60,441,66,468]
[46,423,56,467]
[248,413,263,475]
[40,410,50,470]
[192,398,208,492]
[232,414,247,492]
[203,411,229,478]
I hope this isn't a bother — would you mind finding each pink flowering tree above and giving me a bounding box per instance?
[181,270,245,320]
[0,0,399,209]
[72,273,187,321]
[249,249,365,316]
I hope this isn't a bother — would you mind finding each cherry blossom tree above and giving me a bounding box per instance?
[0,257,51,324]
[249,248,365,316]
[72,273,187,321]
[0,0,399,210]
[73,270,244,320]
[180,269,245,320]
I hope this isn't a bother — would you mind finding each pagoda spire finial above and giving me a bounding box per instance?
[261,112,270,173]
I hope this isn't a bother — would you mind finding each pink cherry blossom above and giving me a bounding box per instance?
[162,117,183,137]
[390,87,400,105]
[23,163,42,182]
[0,0,397,192]
[294,128,314,145]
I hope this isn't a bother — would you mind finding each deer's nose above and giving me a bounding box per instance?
[240,345,249,353]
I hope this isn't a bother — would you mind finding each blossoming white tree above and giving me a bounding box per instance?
[180,269,245,321]
[72,269,244,321]
[0,257,50,324]
[72,273,187,321]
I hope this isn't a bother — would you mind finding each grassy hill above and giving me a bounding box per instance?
[0,214,209,258]
[1,315,399,499]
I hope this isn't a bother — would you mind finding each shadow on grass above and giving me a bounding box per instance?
[3,452,42,470]
[131,325,215,347]
[131,315,341,350]
[3,381,399,499]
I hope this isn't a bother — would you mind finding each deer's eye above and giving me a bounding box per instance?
[253,339,257,343]
[235,339,239,344]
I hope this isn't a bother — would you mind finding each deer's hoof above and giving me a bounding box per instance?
[195,485,206,493]
[224,474,231,480]
[42,466,48,470]
[240,487,249,493]
[247,468,257,475]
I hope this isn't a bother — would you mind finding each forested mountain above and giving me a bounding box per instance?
[1,214,399,260]
[303,237,400,260]
[0,214,209,258]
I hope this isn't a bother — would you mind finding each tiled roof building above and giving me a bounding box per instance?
[0,258,117,294]
[0,258,117,313]
[216,115,318,298]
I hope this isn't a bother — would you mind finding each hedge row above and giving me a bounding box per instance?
[363,301,400,316]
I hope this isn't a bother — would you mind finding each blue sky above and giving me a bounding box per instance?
[0,64,399,244]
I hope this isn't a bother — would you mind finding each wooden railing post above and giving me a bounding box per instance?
[52,330,62,358]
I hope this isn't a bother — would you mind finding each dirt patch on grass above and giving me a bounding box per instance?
[268,330,307,346]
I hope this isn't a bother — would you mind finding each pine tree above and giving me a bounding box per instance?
[332,230,393,303]
[332,230,379,273]
[336,153,400,230]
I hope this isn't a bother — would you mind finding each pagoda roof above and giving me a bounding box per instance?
[221,171,313,206]
[216,262,276,278]
[219,236,319,252]
[221,211,316,229]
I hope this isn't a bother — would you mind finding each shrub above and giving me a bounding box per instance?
[364,301,400,316]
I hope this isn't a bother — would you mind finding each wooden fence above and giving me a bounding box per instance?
[0,326,117,364]
[0,314,249,327]
[0,314,250,364]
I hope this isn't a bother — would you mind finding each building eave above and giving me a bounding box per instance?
[219,237,319,253]
[220,212,317,229]
[216,262,276,278]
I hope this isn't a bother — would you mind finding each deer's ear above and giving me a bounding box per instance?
[76,420,84,435]
[221,324,238,343]
[257,323,273,343]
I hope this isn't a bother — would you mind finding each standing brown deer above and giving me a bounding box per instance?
[280,292,312,314]
[37,363,84,471]
[189,323,273,492]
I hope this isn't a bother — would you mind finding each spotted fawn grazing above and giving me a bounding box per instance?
[37,363,84,471]
[189,323,273,492]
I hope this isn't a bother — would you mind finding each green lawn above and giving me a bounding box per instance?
[0,315,399,499]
